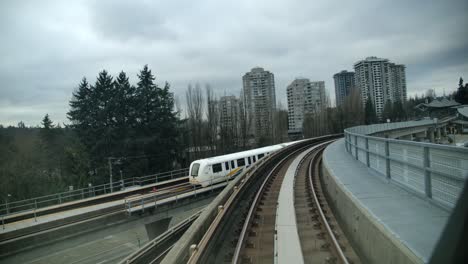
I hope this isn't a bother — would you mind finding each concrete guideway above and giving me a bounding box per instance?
[275,144,327,264]
[322,139,450,263]
[0,198,211,264]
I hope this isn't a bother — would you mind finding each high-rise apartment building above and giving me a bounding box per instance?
[242,67,276,140]
[354,57,407,118]
[333,70,355,106]
[287,79,326,132]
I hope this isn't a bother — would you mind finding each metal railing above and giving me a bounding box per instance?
[0,168,189,218]
[124,176,233,216]
[344,121,468,209]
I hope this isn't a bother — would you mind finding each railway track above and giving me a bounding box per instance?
[294,145,360,264]
[1,177,189,225]
[186,137,360,264]
[0,182,208,248]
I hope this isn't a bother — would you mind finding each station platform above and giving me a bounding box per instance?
[322,139,450,263]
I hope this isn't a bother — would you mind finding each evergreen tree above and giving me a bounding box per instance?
[364,99,377,125]
[393,100,406,121]
[68,77,93,146]
[382,100,393,122]
[135,65,160,129]
[112,71,137,152]
[454,77,468,104]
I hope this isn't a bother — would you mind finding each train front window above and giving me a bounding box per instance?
[191,163,200,177]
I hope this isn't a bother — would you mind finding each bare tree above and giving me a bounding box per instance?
[206,84,219,155]
[342,88,364,128]
[239,90,253,148]
[186,83,205,158]
[273,102,288,143]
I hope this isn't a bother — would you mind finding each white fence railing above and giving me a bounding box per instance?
[344,121,468,209]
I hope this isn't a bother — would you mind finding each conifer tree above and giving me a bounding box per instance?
[364,99,377,125]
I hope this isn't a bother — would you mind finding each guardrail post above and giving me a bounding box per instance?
[344,133,347,152]
[354,135,358,160]
[81,189,84,199]
[365,137,370,167]
[34,200,37,222]
[58,193,62,204]
[2,216,4,230]
[424,147,432,198]
[385,140,391,180]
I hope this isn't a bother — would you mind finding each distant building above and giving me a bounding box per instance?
[333,70,355,106]
[287,78,327,133]
[242,67,276,141]
[354,56,407,118]
[219,95,240,130]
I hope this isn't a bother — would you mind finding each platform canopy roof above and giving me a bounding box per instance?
[415,98,460,111]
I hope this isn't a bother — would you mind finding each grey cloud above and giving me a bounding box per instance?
[0,0,467,126]
[88,0,178,42]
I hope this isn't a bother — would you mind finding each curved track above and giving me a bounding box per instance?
[187,137,361,263]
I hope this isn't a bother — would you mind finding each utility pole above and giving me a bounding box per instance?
[108,157,113,193]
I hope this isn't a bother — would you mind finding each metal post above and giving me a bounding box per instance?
[385,140,391,180]
[81,189,84,199]
[345,133,349,152]
[34,200,37,222]
[365,137,370,167]
[58,193,62,204]
[119,170,123,190]
[354,135,358,160]
[424,147,432,198]
[108,157,113,193]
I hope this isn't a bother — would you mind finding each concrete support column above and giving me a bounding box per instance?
[437,128,441,139]
[429,129,435,143]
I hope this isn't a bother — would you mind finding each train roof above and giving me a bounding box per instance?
[194,140,302,165]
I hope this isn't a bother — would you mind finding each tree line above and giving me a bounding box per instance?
[1,74,464,202]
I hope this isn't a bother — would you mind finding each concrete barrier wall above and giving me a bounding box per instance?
[321,159,422,264]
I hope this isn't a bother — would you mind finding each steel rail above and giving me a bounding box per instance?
[121,210,202,264]
[308,147,349,264]
[231,146,306,263]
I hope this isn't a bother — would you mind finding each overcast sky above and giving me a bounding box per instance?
[1,0,467,126]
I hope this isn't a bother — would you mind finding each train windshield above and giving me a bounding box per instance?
[191,163,200,177]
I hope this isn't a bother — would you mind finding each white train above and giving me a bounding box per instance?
[189,141,302,187]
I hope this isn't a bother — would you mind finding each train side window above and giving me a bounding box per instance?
[237,158,245,166]
[225,162,229,170]
[253,156,256,162]
[231,160,235,168]
[247,157,251,164]
[212,163,222,173]
[258,153,264,159]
